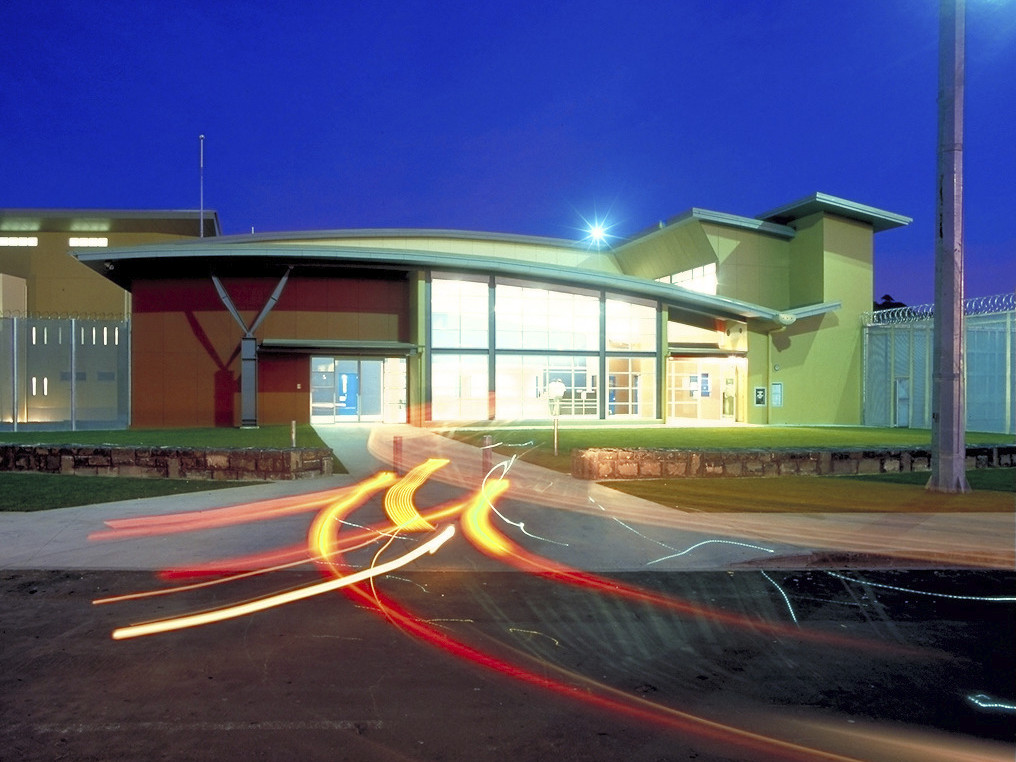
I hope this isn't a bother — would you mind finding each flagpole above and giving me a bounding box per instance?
[199,134,205,238]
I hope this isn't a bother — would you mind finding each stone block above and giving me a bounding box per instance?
[111,448,135,465]
[117,465,152,478]
[616,461,639,479]
[663,458,688,477]
[797,457,818,474]
[207,453,230,470]
[60,455,75,474]
[639,458,661,478]
[858,457,882,474]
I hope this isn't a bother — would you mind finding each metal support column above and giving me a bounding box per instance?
[212,267,293,429]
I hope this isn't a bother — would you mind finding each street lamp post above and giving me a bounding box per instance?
[547,379,566,457]
[928,0,971,492]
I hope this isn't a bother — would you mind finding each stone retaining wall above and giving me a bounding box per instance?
[0,444,334,481]
[571,445,1016,481]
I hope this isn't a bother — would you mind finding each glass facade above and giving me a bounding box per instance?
[430,274,658,421]
[496,355,599,418]
[431,353,489,420]
[495,284,599,350]
[431,277,488,349]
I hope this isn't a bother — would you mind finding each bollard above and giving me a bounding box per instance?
[482,434,492,479]
[290,420,296,448]
[393,435,403,476]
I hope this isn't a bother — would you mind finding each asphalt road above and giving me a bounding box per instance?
[2,426,1014,761]
[2,563,1013,761]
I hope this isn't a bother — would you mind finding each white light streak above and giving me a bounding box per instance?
[761,570,798,625]
[826,572,1016,602]
[509,628,561,647]
[482,457,569,547]
[111,526,455,640]
[966,693,1016,712]
[646,540,775,566]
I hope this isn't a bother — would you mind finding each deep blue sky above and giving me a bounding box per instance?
[3,0,1014,305]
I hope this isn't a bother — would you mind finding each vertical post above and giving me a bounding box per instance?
[70,318,77,431]
[199,134,205,238]
[928,0,970,492]
[290,420,296,448]
[240,336,258,427]
[553,416,560,457]
[393,434,403,476]
[481,434,492,479]
[11,316,17,432]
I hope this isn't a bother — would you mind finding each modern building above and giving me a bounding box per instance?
[0,209,218,429]
[0,208,220,318]
[57,192,911,429]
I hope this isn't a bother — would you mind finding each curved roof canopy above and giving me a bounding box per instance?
[73,232,836,330]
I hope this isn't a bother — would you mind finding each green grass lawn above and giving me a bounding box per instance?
[0,471,265,512]
[604,469,1015,514]
[0,425,344,512]
[443,425,1013,473]
[0,424,330,450]
[444,425,1014,514]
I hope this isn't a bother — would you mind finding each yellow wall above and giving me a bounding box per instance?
[745,214,874,425]
[701,222,791,308]
[0,231,204,318]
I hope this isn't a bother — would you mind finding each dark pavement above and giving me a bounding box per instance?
[1,425,1014,760]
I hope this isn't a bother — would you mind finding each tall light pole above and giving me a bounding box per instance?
[199,134,205,239]
[928,0,970,492]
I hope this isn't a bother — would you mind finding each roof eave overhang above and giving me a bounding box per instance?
[74,242,826,325]
[757,193,911,233]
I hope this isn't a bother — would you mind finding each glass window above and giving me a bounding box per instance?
[431,277,489,349]
[495,284,599,351]
[605,298,657,352]
[431,354,488,420]
[495,355,599,419]
[658,263,717,294]
[607,356,656,418]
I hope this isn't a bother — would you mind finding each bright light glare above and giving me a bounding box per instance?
[577,210,615,249]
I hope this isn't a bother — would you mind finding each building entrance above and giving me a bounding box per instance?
[666,357,742,423]
[310,357,407,423]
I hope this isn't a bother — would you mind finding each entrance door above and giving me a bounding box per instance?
[894,377,910,428]
[311,357,406,423]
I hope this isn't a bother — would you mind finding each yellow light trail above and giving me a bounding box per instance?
[382,458,449,532]
[110,525,456,640]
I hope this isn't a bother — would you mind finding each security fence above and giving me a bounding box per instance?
[0,314,129,431]
[863,293,1015,434]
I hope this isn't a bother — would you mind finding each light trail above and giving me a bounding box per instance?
[462,478,925,654]
[761,570,799,625]
[646,539,776,565]
[88,481,380,540]
[966,693,1016,712]
[826,571,1016,602]
[110,525,455,640]
[382,459,447,532]
[339,579,867,762]
[482,456,569,547]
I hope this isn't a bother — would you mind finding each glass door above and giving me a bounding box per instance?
[310,357,406,423]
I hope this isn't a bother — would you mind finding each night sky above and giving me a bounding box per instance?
[3,0,1014,306]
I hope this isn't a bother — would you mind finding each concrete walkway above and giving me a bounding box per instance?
[0,423,1012,573]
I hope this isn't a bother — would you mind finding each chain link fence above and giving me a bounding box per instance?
[863,293,1015,434]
